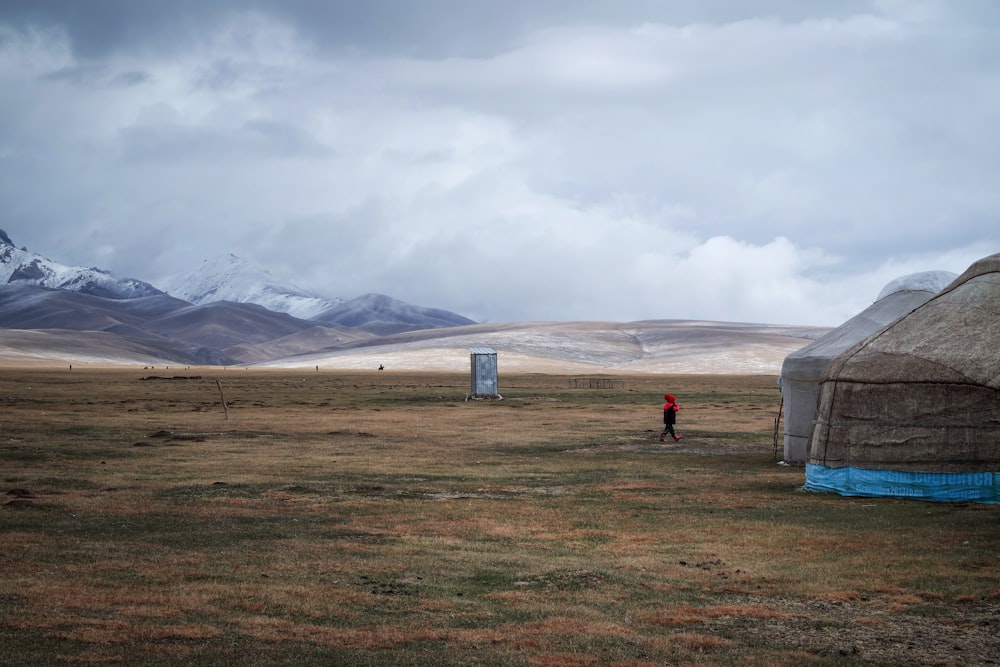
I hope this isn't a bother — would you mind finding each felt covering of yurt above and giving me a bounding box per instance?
[806,253,1000,503]
[780,271,955,463]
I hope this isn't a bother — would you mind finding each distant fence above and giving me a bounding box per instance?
[568,378,625,390]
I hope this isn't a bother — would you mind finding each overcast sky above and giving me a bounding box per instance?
[1,1,997,325]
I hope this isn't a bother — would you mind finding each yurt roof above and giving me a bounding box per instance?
[781,270,956,380]
[875,270,958,300]
[821,253,1000,387]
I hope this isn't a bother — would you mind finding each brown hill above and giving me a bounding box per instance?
[257,320,825,374]
[0,288,824,374]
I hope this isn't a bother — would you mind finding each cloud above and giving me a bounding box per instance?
[0,2,997,327]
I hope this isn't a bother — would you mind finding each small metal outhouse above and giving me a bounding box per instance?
[469,347,500,398]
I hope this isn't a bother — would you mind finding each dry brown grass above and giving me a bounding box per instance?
[1,367,999,665]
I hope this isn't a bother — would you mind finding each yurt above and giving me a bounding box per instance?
[779,271,955,463]
[806,253,1000,503]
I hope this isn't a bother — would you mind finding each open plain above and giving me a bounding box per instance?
[2,367,999,666]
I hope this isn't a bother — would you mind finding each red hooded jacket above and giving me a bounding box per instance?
[663,394,679,425]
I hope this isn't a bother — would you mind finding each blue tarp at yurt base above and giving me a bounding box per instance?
[805,253,1000,504]
[804,465,1000,503]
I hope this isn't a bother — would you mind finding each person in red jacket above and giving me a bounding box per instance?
[660,393,681,442]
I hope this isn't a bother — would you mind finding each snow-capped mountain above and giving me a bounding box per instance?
[0,282,322,365]
[0,231,479,360]
[0,229,163,299]
[158,253,342,320]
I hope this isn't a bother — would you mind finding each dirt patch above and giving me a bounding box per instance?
[576,432,779,457]
[713,594,1000,666]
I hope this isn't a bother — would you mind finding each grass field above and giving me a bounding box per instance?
[2,368,999,666]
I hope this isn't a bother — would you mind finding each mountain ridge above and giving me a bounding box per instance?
[315,293,477,334]
[0,229,825,372]
[0,230,164,299]
[0,229,478,340]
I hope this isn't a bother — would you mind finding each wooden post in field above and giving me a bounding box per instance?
[216,379,229,420]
